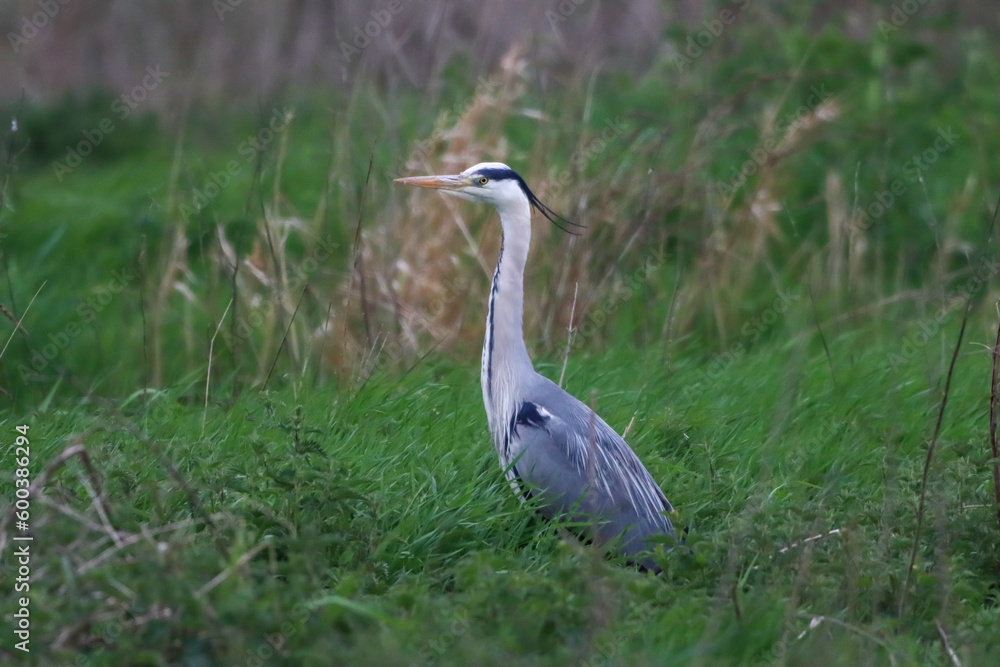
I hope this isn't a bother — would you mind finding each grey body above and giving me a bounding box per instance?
[505,372,675,564]
[396,162,674,569]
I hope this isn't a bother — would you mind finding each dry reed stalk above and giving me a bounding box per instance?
[150,223,189,387]
[212,210,313,385]
[900,297,971,617]
[0,435,114,555]
[847,163,869,292]
[935,618,963,667]
[825,170,847,295]
[386,46,528,351]
[989,301,1000,533]
[204,298,233,430]
[683,96,839,339]
[0,280,44,364]
[316,48,537,378]
[558,282,579,387]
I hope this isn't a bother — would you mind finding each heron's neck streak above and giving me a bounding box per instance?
[482,197,534,449]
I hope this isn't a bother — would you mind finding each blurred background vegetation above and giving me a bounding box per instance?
[2,2,1000,665]
[1,0,998,406]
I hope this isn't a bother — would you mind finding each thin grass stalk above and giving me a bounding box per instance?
[900,298,970,618]
[990,302,1000,533]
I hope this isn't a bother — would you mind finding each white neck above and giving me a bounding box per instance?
[481,197,534,453]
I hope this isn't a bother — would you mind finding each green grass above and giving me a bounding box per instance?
[6,315,1000,665]
[3,5,1000,665]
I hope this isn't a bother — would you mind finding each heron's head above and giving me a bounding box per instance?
[395,162,583,234]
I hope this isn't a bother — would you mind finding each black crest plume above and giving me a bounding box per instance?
[476,167,587,236]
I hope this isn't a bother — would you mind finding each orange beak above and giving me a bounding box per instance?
[394,174,468,190]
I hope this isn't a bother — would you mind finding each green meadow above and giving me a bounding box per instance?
[2,4,1000,665]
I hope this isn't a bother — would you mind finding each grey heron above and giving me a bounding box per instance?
[395,162,675,570]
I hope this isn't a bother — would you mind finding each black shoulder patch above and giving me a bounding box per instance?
[516,401,548,427]
[509,401,549,438]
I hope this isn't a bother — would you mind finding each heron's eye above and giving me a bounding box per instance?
[478,176,489,185]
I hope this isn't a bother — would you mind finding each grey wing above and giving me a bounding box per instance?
[507,385,674,561]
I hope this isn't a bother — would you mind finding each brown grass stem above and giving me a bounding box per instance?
[991,301,1000,533]
[0,279,44,363]
[558,282,578,388]
[900,297,970,618]
[204,298,233,429]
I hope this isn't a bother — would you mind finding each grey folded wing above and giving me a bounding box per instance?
[507,394,674,561]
